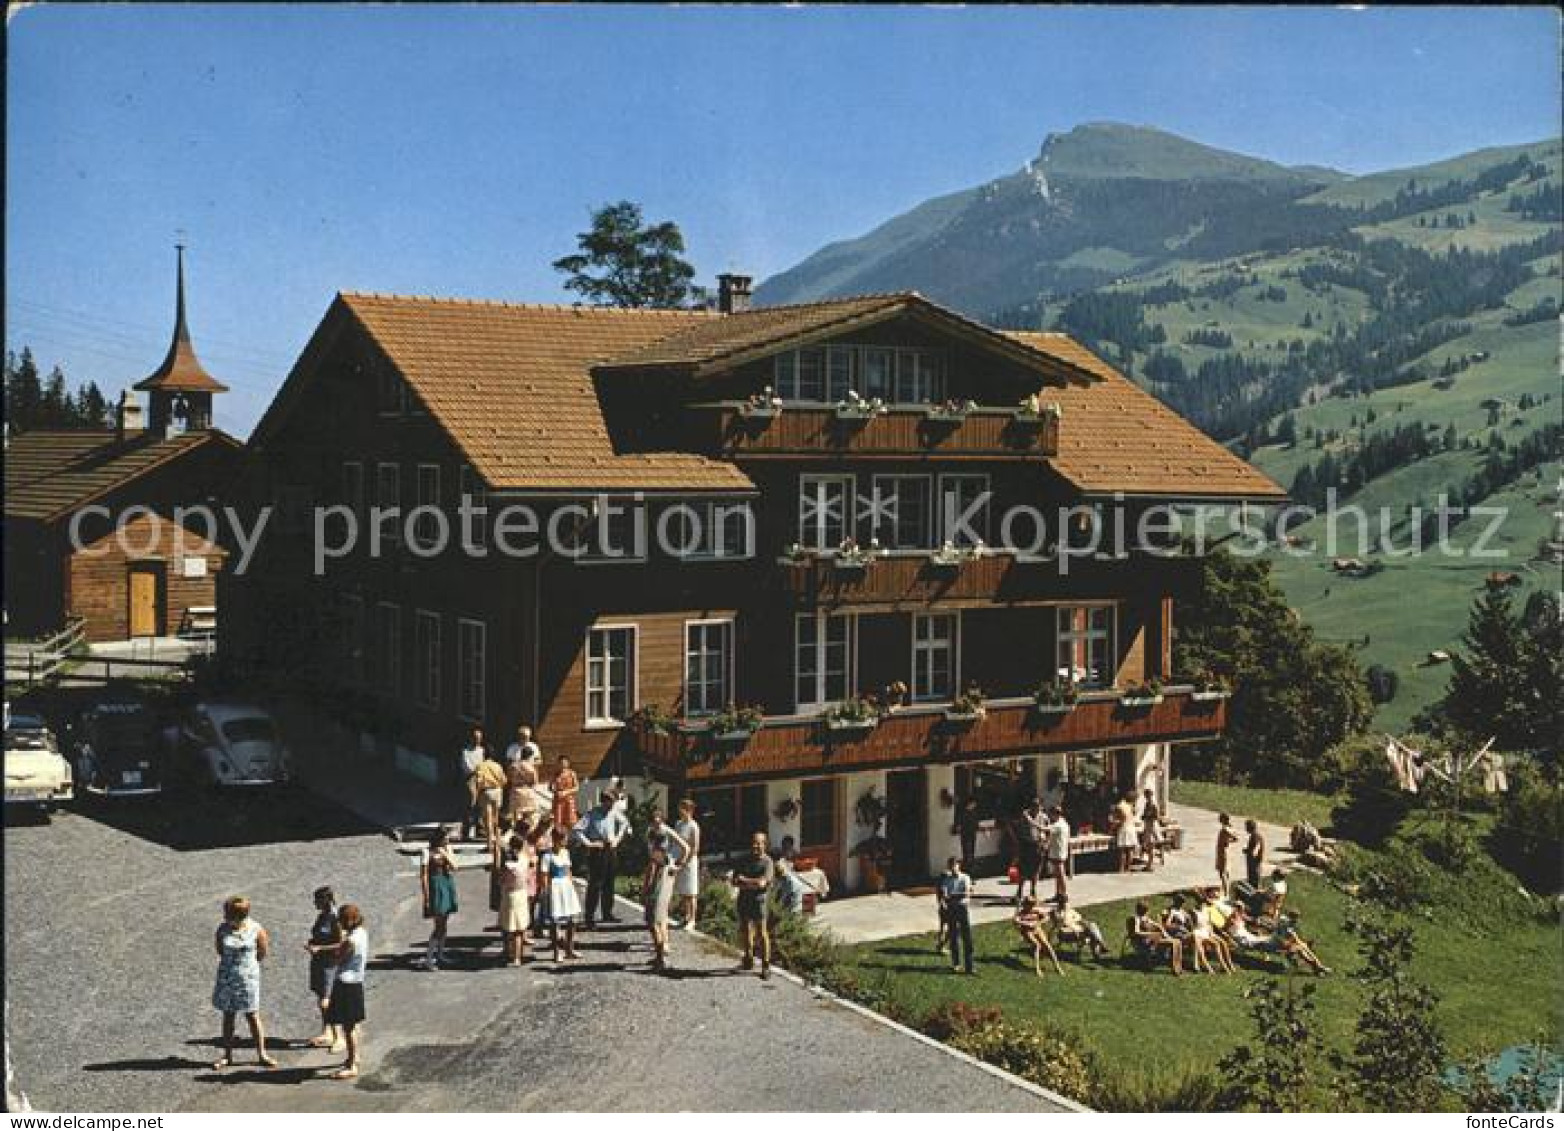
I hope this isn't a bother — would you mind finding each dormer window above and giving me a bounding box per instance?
[772,346,945,405]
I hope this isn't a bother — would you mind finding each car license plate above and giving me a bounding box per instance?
[122,770,142,785]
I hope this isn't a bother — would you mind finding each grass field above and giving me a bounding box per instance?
[839,867,1560,1099]
[1171,778,1340,832]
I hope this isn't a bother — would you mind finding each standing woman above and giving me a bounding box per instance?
[304,886,343,1051]
[550,756,580,833]
[1243,819,1266,890]
[322,903,368,1080]
[211,896,276,1070]
[539,825,583,961]
[1112,792,1139,874]
[497,833,533,966]
[672,798,702,929]
[419,826,460,970]
[641,842,678,971]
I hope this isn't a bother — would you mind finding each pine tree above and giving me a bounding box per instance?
[40,365,69,428]
[1441,585,1536,749]
[5,348,43,429]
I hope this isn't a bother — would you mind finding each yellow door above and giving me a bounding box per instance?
[128,567,159,637]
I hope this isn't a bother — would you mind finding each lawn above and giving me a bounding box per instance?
[838,868,1561,1101]
[1171,778,1339,833]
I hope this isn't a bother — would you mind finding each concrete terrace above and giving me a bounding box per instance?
[812,803,1295,945]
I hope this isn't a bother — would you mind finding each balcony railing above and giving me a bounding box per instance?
[630,686,1227,784]
[701,402,1059,459]
[777,548,1050,606]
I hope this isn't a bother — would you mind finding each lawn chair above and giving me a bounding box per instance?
[1047,909,1089,962]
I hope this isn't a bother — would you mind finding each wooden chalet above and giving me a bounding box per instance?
[232,275,1284,889]
[3,249,240,643]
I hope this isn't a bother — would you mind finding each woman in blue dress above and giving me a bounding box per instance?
[212,895,276,1070]
[539,825,582,961]
[418,826,460,969]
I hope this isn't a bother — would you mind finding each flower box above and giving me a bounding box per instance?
[1119,694,1165,708]
[943,708,986,723]
[1190,690,1231,702]
[712,727,757,744]
[928,550,965,568]
[777,554,813,568]
[1031,701,1076,716]
[833,555,871,572]
[924,409,970,424]
[824,716,878,734]
[739,404,781,421]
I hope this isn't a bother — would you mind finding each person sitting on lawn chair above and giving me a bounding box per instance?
[1129,901,1184,976]
[1225,906,1330,975]
[1049,894,1109,960]
[1014,896,1065,977]
[1192,888,1237,974]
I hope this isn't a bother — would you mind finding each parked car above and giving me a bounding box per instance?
[174,703,290,787]
[71,700,165,798]
[4,712,74,811]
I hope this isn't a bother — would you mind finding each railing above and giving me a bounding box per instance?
[777,549,1052,606]
[702,403,1059,458]
[3,616,86,686]
[631,686,1227,784]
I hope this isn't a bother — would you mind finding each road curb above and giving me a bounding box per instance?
[614,892,1092,1113]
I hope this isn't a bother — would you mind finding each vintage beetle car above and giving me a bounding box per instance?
[174,703,290,787]
[4,711,74,811]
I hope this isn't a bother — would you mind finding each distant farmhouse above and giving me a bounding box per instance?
[231,276,1284,891]
[3,250,241,642]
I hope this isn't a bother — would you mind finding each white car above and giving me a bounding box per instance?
[176,704,290,787]
[4,712,74,811]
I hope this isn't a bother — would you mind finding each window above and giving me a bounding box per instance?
[414,610,441,708]
[895,350,944,403]
[1057,604,1115,688]
[939,474,990,547]
[872,475,931,549]
[376,364,406,414]
[795,613,853,710]
[799,475,853,550]
[586,625,636,725]
[955,760,1034,822]
[688,784,768,857]
[575,497,645,562]
[375,463,401,547]
[668,500,755,560]
[376,602,401,694]
[413,464,441,551]
[825,346,855,402]
[912,612,959,701]
[341,461,364,516]
[341,593,364,685]
[861,347,893,400]
[459,465,487,548]
[457,618,487,721]
[800,778,838,849]
[684,620,733,716]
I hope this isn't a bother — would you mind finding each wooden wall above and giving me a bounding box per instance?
[65,512,226,642]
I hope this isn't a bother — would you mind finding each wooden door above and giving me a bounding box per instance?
[128,566,161,638]
[886,767,928,885]
[799,776,842,886]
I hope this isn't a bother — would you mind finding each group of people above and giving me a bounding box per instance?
[1128,875,1329,977]
[209,888,368,1081]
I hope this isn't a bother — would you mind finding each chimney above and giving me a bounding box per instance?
[717,273,753,315]
[116,390,145,443]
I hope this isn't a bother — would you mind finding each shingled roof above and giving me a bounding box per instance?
[597,291,1100,385]
[3,429,241,522]
[134,247,229,394]
[338,294,754,493]
[1006,331,1287,500]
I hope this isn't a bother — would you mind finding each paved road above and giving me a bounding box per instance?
[4,787,1068,1112]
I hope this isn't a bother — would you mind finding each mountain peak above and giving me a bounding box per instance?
[1035,122,1337,185]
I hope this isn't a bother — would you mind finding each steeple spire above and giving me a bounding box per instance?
[135,243,229,395]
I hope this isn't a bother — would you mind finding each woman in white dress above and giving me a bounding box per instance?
[539,825,582,961]
[1112,792,1139,873]
[672,798,702,929]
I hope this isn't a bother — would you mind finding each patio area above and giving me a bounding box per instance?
[812,803,1295,945]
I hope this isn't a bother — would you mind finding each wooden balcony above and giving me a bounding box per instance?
[703,403,1059,460]
[777,549,1055,608]
[631,687,1227,785]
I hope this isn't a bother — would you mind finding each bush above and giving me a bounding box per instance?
[1365,664,1400,704]
[1332,741,1417,846]
[1092,1065,1232,1112]
[1490,761,1563,894]
[946,1018,1096,1106]
[921,1001,1003,1041]
[1333,843,1436,916]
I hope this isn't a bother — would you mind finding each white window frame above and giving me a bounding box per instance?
[459,464,487,548]
[771,345,944,405]
[912,611,960,702]
[938,472,991,547]
[683,619,735,717]
[669,500,756,561]
[414,463,441,551]
[575,496,647,564]
[894,349,945,404]
[1056,604,1117,689]
[376,601,401,695]
[871,474,932,549]
[585,624,638,727]
[414,609,441,709]
[794,612,856,712]
[799,474,854,550]
[457,618,487,722]
[375,462,401,547]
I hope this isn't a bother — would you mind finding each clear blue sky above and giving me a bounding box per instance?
[6,4,1559,435]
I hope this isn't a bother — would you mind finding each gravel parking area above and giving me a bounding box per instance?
[4,785,1068,1112]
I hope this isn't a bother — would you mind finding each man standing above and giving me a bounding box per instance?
[1243,818,1266,889]
[1139,788,1163,872]
[504,725,540,767]
[938,856,975,975]
[1044,804,1071,904]
[575,791,630,928]
[1010,798,1046,906]
[732,832,775,979]
[458,727,486,841]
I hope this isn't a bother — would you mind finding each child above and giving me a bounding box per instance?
[642,842,678,971]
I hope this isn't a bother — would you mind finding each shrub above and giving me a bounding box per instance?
[1332,742,1417,846]
[1333,843,1436,916]
[1092,1065,1231,1112]
[921,1001,1003,1041]
[1490,761,1564,894]
[946,1018,1096,1106]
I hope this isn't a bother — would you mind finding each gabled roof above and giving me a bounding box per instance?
[3,429,242,522]
[135,247,229,394]
[595,292,1102,385]
[1006,331,1287,500]
[336,294,754,493]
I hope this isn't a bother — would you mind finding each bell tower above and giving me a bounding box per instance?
[133,244,228,436]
